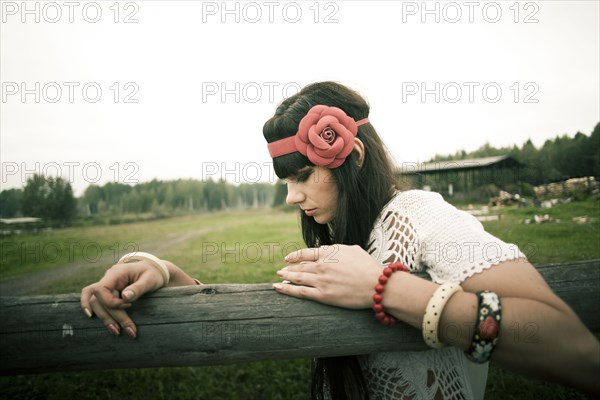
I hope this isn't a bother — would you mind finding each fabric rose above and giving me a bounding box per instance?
[294,105,361,168]
[479,316,499,340]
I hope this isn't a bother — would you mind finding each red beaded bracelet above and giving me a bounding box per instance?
[373,261,410,325]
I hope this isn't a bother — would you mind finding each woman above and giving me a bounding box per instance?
[81,81,599,399]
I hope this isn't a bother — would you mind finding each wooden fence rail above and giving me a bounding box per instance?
[1,259,598,376]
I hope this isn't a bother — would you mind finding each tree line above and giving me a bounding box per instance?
[80,179,274,215]
[0,175,77,224]
[0,177,275,224]
[428,122,599,185]
[1,123,597,224]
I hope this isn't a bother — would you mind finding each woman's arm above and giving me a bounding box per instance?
[80,258,199,338]
[275,245,600,395]
[386,258,599,394]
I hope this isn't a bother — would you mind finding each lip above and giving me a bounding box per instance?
[304,208,316,216]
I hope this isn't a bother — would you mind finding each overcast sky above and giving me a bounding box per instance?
[1,0,598,195]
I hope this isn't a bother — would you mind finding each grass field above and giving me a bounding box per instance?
[1,198,598,399]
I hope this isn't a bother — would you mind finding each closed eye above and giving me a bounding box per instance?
[294,168,313,183]
[286,167,313,183]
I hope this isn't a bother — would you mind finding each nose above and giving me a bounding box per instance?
[285,182,305,206]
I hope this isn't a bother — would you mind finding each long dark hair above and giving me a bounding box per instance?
[263,81,400,399]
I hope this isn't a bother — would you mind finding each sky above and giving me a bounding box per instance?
[1,0,599,195]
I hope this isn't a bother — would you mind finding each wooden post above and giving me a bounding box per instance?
[1,260,598,376]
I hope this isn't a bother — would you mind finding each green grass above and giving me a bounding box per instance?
[1,199,599,399]
[162,211,304,284]
[16,210,304,296]
[480,197,599,265]
[0,211,263,280]
[0,362,312,400]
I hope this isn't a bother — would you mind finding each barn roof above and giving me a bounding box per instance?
[399,155,522,174]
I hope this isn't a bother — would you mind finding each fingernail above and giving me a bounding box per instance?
[83,308,92,318]
[125,326,137,339]
[122,290,134,300]
[273,283,283,290]
[108,324,120,336]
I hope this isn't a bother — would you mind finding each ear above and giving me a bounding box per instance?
[353,138,365,168]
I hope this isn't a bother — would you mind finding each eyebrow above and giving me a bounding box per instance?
[287,167,313,181]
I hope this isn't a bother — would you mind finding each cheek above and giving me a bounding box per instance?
[330,189,339,206]
[324,183,339,210]
[314,167,339,212]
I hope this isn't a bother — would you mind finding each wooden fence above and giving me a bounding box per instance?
[1,259,598,376]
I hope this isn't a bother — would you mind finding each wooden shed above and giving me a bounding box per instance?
[398,155,523,198]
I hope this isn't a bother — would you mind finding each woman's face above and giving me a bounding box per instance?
[285,166,338,224]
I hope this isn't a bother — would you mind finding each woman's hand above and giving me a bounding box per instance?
[80,260,166,338]
[273,244,381,309]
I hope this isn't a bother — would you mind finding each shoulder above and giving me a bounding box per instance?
[372,190,526,283]
[381,190,456,222]
[392,189,444,203]
[367,190,448,269]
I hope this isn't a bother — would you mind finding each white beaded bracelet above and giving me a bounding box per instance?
[422,282,463,349]
[118,252,170,287]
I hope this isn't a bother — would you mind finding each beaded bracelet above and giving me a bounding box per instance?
[465,290,502,363]
[118,252,170,287]
[422,283,463,349]
[372,261,410,325]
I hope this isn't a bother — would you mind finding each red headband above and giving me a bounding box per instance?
[267,105,369,169]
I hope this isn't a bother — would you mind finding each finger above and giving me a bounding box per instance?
[272,282,321,300]
[120,270,163,302]
[277,262,318,276]
[93,285,129,309]
[80,285,95,318]
[277,269,320,288]
[284,247,321,263]
[88,295,122,337]
[106,308,138,339]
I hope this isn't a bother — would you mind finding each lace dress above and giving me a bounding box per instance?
[360,190,525,399]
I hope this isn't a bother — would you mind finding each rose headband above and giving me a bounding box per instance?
[267,105,369,168]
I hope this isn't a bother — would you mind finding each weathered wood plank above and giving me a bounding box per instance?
[0,260,598,376]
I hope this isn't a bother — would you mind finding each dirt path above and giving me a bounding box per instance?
[0,223,236,296]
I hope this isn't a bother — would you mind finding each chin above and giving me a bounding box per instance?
[313,214,333,225]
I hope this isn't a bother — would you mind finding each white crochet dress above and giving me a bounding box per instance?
[360,190,525,399]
